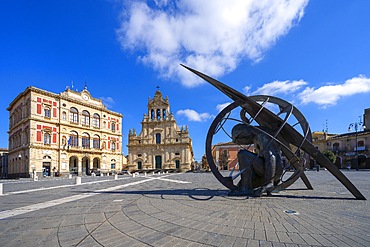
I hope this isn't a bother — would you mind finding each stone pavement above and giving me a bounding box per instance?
[0,170,369,247]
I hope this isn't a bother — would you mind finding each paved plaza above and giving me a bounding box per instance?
[0,170,369,247]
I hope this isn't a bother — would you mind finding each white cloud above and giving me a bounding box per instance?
[100,96,115,108]
[253,79,307,95]
[242,86,252,95]
[298,75,370,107]
[216,102,232,112]
[116,0,308,87]
[177,109,213,122]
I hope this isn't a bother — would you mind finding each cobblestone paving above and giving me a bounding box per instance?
[0,170,369,246]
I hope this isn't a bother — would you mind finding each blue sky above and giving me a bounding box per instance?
[1,0,369,161]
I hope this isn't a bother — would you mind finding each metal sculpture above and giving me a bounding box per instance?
[181,64,366,200]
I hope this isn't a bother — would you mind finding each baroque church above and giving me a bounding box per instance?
[127,90,194,172]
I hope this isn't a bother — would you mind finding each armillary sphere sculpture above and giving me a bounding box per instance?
[181,64,366,200]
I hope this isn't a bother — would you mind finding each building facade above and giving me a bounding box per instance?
[0,148,8,178]
[127,90,193,172]
[7,86,123,178]
[312,108,370,169]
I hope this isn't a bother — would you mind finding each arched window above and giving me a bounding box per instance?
[69,131,78,147]
[93,113,100,128]
[157,109,161,120]
[111,141,116,151]
[163,109,166,120]
[81,110,90,126]
[111,159,116,169]
[82,132,90,148]
[44,132,51,144]
[70,107,78,123]
[103,121,106,129]
[151,109,155,120]
[93,134,100,149]
[62,111,67,121]
[156,133,161,144]
[111,122,116,132]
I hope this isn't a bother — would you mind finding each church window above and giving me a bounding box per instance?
[163,109,166,120]
[156,133,161,144]
[157,109,161,120]
[151,109,155,120]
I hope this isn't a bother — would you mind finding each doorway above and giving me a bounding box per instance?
[155,155,162,169]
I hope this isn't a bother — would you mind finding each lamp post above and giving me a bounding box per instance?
[348,117,364,171]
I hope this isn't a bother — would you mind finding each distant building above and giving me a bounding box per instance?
[7,86,123,178]
[127,90,193,172]
[212,142,254,171]
[0,148,8,178]
[312,108,370,169]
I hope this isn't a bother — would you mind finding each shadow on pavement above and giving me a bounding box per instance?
[79,187,358,201]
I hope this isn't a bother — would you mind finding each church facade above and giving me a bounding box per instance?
[7,86,123,178]
[127,90,193,172]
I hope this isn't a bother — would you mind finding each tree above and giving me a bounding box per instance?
[322,150,336,163]
[218,149,229,170]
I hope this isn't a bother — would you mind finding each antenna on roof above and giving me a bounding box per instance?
[71,81,74,90]
[84,81,87,90]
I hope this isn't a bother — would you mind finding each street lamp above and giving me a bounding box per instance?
[348,117,365,171]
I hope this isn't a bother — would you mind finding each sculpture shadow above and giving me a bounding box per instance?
[82,187,357,201]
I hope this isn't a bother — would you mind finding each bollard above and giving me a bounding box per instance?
[101,173,104,177]
[152,172,155,175]
[0,183,3,195]
[114,174,118,180]
[75,176,81,185]
[33,175,38,181]
[158,172,161,175]
[144,172,147,177]
[133,173,136,178]
[68,174,72,179]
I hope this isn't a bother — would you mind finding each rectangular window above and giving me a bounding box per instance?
[156,133,161,144]
[70,136,78,147]
[44,108,51,118]
[82,137,90,148]
[93,118,99,128]
[111,164,115,169]
[44,133,51,144]
[93,139,100,149]
[70,113,78,123]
